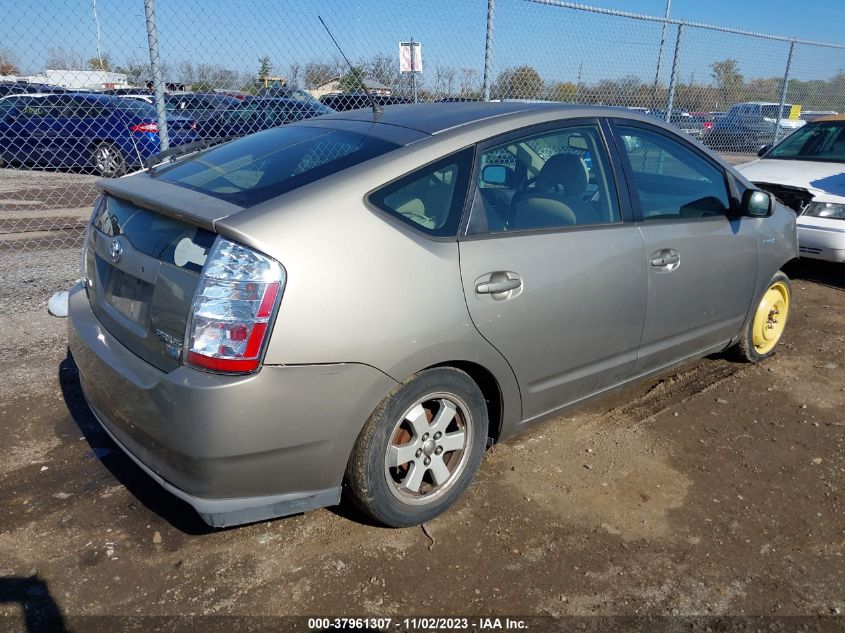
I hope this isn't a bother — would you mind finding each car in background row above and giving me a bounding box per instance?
[736,115,845,262]
[319,92,411,111]
[650,110,705,138]
[196,96,334,139]
[0,82,68,98]
[707,102,805,151]
[0,93,197,176]
[166,93,244,125]
[67,102,796,529]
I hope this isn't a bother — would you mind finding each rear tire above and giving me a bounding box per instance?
[344,367,488,527]
[91,141,126,177]
[734,271,792,362]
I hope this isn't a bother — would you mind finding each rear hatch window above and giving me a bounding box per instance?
[151,125,399,206]
[85,195,216,372]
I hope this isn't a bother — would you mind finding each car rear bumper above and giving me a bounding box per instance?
[66,283,398,527]
[797,223,845,263]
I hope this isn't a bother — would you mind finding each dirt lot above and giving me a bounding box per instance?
[0,259,843,632]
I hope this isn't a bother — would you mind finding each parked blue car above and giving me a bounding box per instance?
[0,93,196,176]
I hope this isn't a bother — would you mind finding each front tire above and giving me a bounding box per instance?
[344,367,489,527]
[735,271,792,362]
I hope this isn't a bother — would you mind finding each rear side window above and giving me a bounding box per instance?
[368,148,474,237]
[155,125,400,206]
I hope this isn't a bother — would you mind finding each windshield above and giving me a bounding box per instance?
[767,120,845,162]
[761,105,791,119]
[153,125,400,206]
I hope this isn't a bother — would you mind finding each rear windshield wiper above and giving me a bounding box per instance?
[146,137,234,170]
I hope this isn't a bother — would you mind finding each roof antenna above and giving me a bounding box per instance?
[318,15,383,115]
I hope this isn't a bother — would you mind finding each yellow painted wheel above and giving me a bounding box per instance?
[751,281,790,355]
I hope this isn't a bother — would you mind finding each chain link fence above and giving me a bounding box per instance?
[1,0,844,308]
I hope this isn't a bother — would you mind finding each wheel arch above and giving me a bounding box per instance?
[428,360,505,444]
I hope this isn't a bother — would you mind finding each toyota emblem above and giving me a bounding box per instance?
[109,239,123,263]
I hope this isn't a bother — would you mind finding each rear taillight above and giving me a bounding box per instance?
[185,237,285,374]
[190,121,197,131]
[130,122,158,133]
[703,122,714,130]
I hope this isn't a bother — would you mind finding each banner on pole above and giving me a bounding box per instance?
[399,41,422,73]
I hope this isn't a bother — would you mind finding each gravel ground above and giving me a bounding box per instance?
[0,168,96,311]
[0,259,842,632]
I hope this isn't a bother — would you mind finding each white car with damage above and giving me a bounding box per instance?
[736,115,845,263]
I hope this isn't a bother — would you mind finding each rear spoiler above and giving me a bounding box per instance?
[96,174,243,231]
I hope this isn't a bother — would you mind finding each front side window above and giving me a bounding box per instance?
[616,125,730,221]
[471,124,620,233]
[368,149,473,237]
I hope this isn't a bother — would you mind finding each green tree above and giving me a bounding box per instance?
[191,80,215,92]
[547,81,577,102]
[494,65,543,100]
[115,59,148,85]
[341,66,366,93]
[88,55,111,71]
[710,59,744,108]
[0,47,20,75]
[304,62,335,88]
[258,55,272,79]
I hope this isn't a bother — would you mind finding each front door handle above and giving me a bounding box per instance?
[476,278,522,294]
[650,249,681,271]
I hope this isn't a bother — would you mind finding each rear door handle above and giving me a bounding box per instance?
[476,278,522,294]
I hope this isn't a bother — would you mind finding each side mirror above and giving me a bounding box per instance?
[481,164,508,186]
[742,189,773,218]
[757,144,772,158]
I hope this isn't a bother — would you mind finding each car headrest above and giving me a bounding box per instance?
[535,153,589,197]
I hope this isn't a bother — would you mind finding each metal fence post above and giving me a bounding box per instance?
[772,40,796,145]
[482,0,496,101]
[665,21,684,122]
[650,0,671,111]
[144,0,169,152]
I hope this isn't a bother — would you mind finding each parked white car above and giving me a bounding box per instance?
[736,115,845,263]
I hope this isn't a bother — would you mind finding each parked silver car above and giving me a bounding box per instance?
[67,103,798,528]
